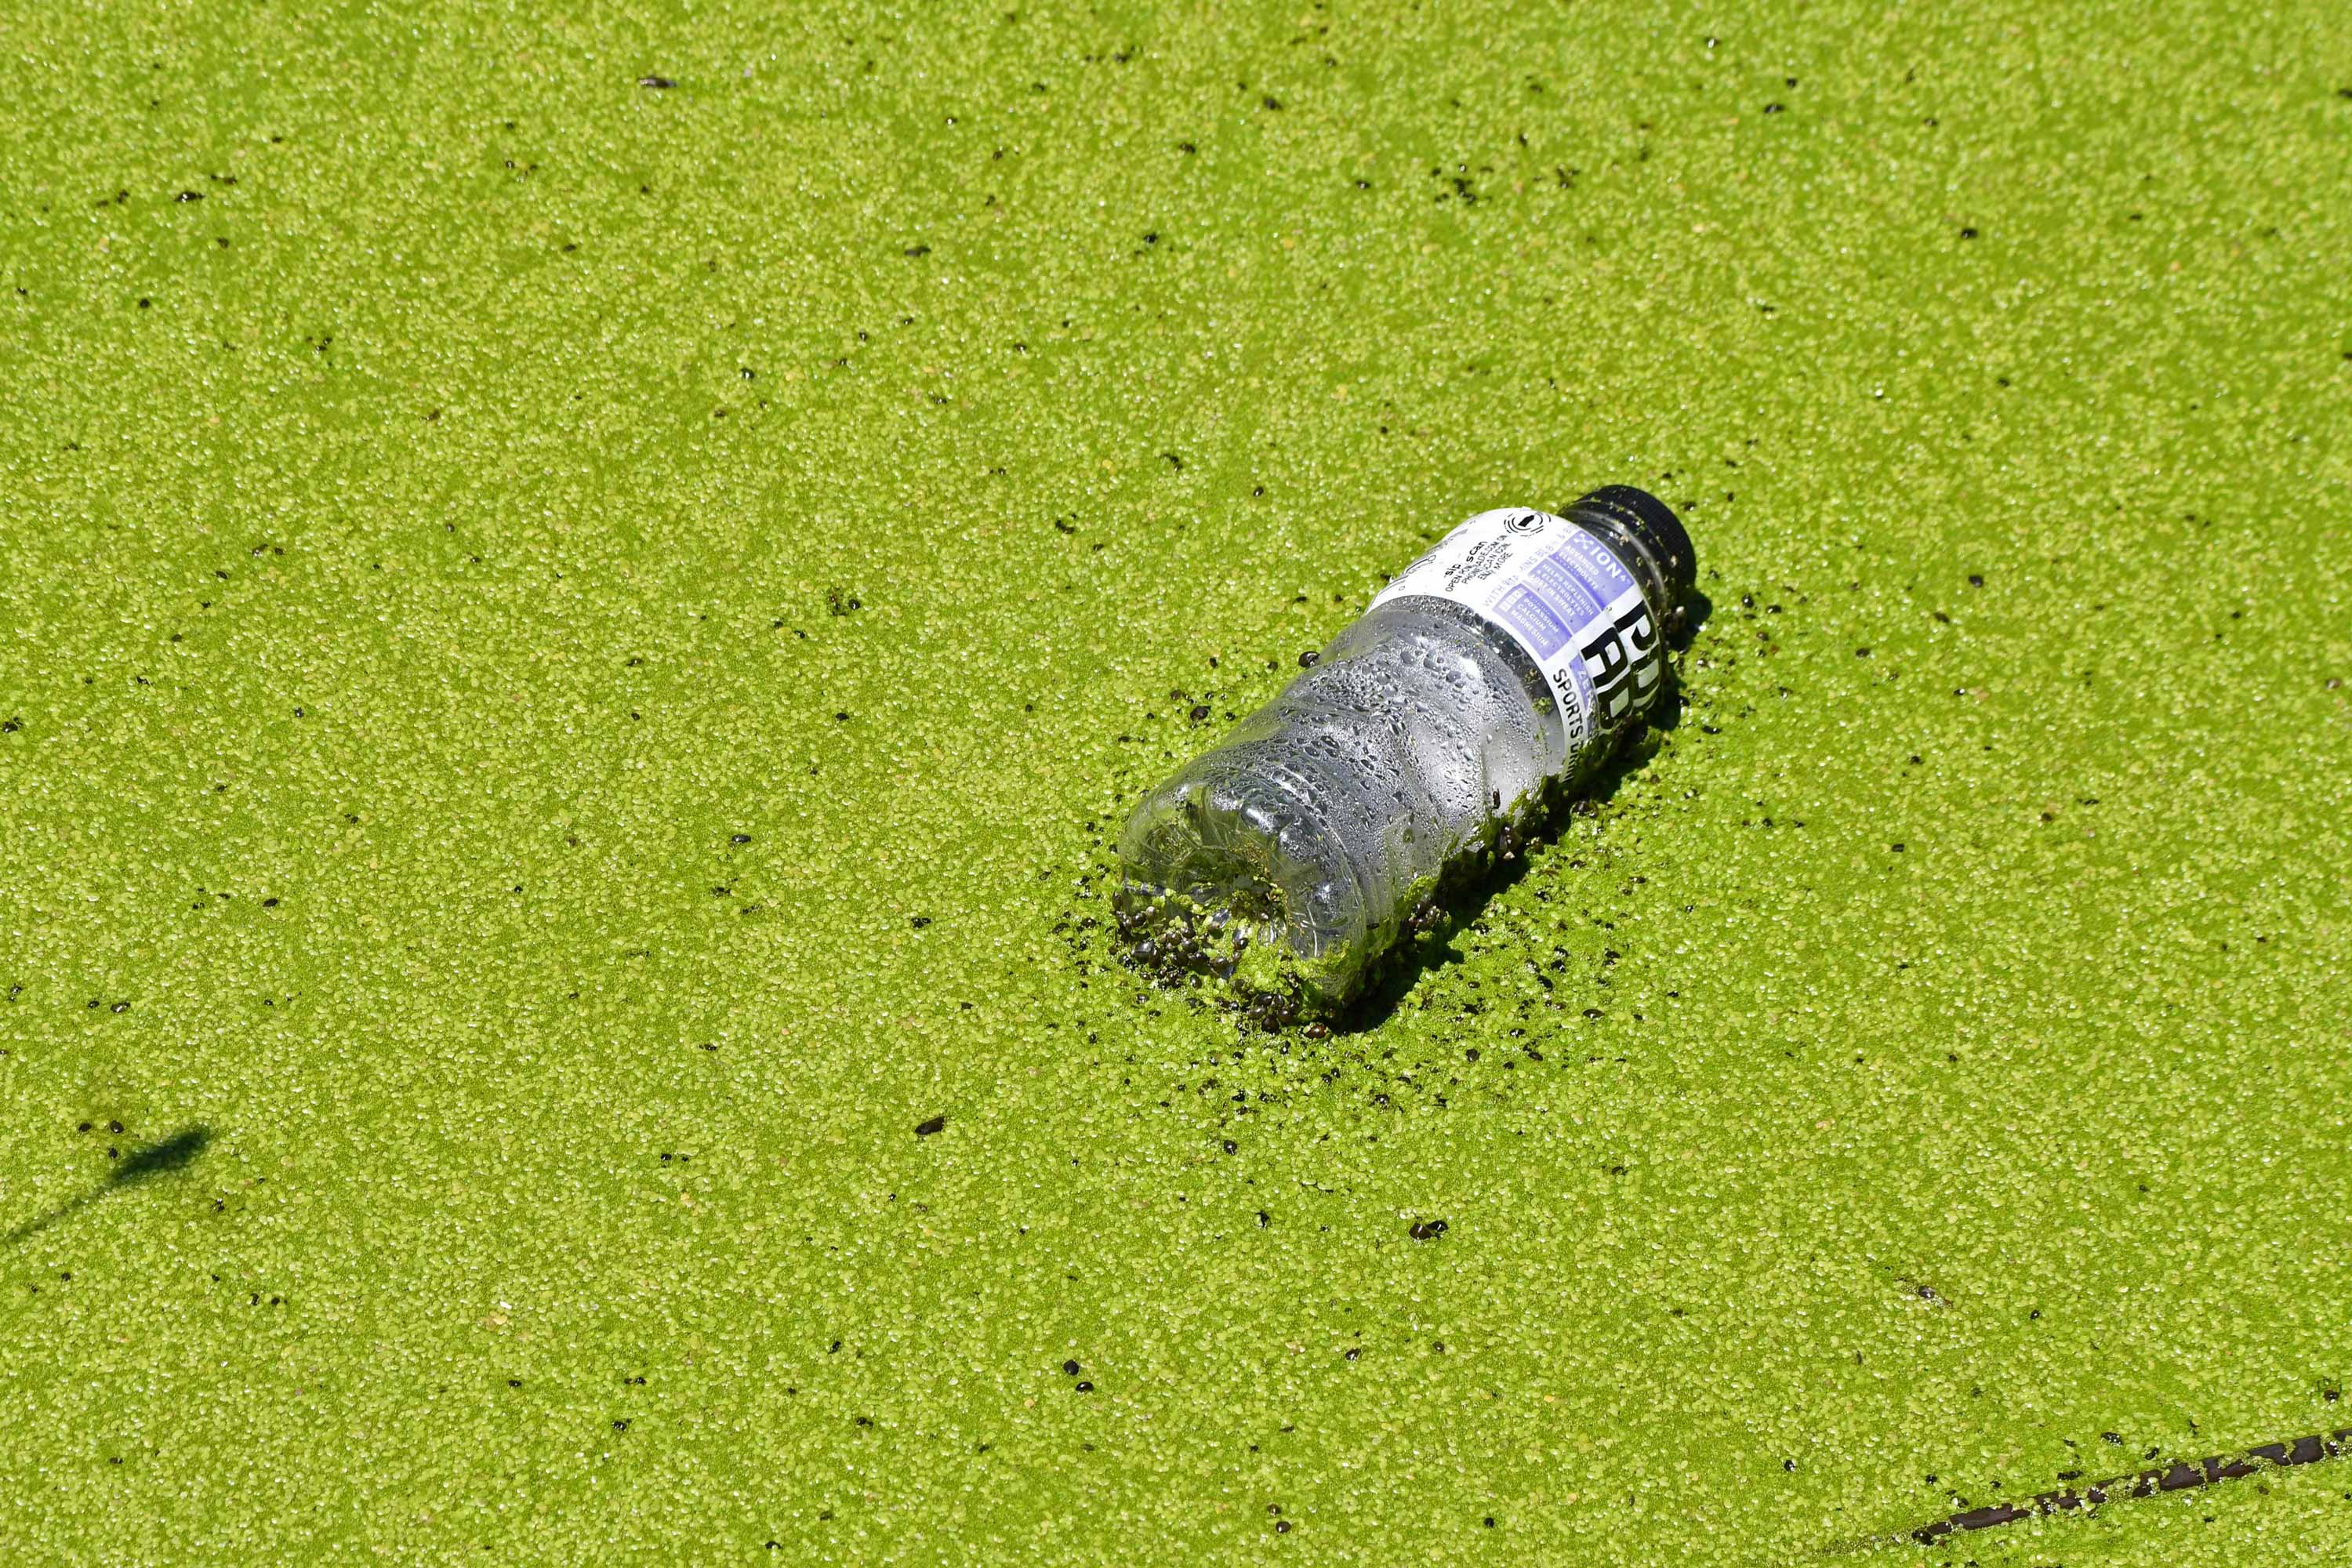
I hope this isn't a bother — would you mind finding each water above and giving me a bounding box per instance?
[1117,486,1697,1012]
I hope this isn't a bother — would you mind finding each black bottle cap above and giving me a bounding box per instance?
[1566,485,1697,608]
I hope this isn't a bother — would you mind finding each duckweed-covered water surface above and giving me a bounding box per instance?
[4,2,2350,1561]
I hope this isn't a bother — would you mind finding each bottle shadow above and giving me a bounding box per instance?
[4,1123,213,1246]
[1333,589,1712,1036]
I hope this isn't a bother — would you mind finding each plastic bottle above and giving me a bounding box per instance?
[1116,486,1696,1015]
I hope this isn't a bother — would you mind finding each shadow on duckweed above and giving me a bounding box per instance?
[5,1123,212,1246]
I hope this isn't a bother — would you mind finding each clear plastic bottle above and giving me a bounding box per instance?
[1117,486,1696,1014]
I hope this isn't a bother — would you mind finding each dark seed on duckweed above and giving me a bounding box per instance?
[1074,1381,1093,1392]
[914,1115,946,1137]
[1063,1359,1080,1375]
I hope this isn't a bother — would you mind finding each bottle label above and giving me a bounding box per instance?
[1368,508,1664,754]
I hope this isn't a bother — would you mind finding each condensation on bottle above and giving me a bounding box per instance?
[1116,485,1697,1014]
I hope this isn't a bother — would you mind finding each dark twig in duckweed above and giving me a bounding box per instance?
[1872,1425,2352,1549]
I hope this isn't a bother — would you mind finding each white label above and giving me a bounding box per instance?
[1368,507,1664,756]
